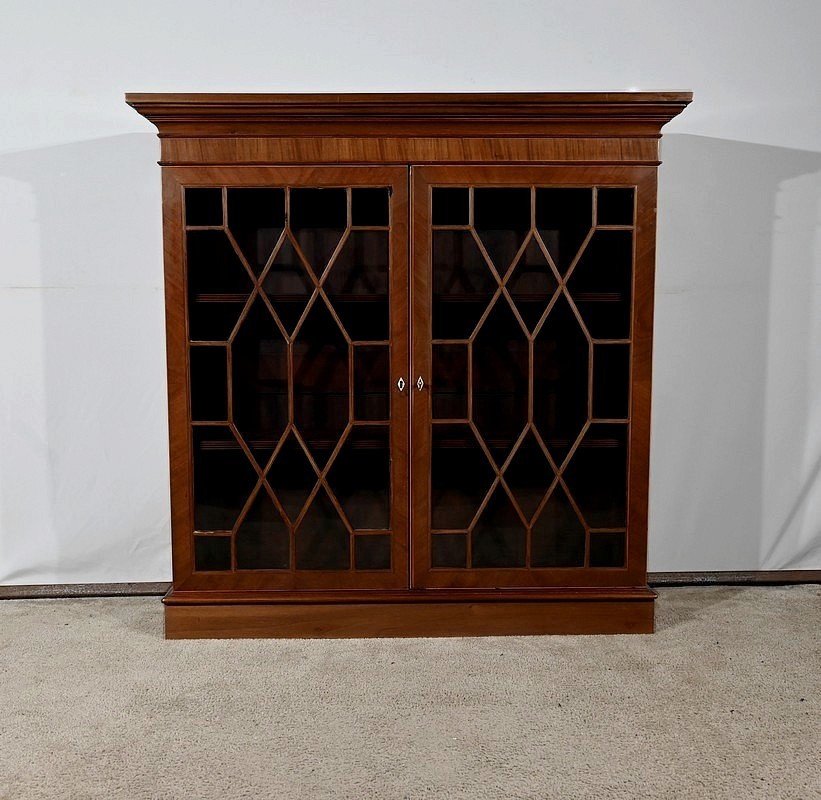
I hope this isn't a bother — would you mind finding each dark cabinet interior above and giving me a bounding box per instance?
[184,179,408,588]
[426,184,632,575]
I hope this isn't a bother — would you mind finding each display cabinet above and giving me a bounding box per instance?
[127,92,691,637]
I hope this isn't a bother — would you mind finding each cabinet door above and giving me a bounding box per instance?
[411,166,655,588]
[166,167,409,591]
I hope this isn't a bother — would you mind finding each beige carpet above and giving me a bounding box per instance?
[0,587,819,800]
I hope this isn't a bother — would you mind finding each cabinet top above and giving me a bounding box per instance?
[126,91,691,138]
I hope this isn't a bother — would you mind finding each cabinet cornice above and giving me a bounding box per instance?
[126,92,692,139]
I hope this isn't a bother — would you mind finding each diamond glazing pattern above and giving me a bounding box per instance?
[430,186,633,569]
[187,186,393,572]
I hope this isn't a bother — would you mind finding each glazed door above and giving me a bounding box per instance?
[168,167,409,590]
[411,166,654,589]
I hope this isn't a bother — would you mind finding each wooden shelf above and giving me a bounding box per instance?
[436,293,626,303]
[193,293,248,303]
[192,293,388,303]
[198,434,387,451]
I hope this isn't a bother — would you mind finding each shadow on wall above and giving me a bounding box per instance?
[651,134,821,571]
[0,133,172,583]
[0,131,819,582]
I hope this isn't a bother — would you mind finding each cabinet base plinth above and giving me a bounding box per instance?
[164,595,655,638]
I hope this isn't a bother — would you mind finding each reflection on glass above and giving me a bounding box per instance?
[327,426,390,530]
[235,489,290,569]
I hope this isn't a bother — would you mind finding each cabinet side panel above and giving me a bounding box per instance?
[627,171,659,581]
[162,169,195,585]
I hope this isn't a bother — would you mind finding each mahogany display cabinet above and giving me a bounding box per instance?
[127,92,691,638]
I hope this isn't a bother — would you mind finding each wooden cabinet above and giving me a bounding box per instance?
[128,92,690,637]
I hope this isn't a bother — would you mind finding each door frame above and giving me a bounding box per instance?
[410,164,657,589]
[163,165,410,592]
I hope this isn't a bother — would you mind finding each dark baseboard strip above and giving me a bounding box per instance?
[1,572,819,600]
[648,570,821,587]
[0,582,171,600]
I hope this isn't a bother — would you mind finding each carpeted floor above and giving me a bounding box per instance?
[0,587,819,800]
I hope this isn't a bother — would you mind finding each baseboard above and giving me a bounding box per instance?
[648,570,821,586]
[1,571,819,600]
[0,582,171,599]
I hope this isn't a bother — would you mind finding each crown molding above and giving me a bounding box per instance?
[126,92,692,138]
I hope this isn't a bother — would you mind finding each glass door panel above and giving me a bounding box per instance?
[412,167,638,588]
[182,168,408,590]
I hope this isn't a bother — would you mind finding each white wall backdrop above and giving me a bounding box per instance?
[1,0,819,583]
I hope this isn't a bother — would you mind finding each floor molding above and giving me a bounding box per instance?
[1,571,819,600]
[648,570,821,586]
[0,582,171,600]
